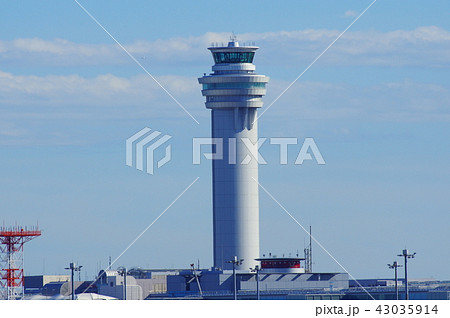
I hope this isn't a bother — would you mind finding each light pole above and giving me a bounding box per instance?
[190,263,203,297]
[118,267,127,300]
[65,262,82,300]
[388,261,402,300]
[397,249,416,300]
[226,256,243,300]
[250,265,260,300]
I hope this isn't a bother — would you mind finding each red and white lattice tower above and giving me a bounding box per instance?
[0,226,41,300]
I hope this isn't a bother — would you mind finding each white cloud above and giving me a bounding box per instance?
[1,27,449,145]
[344,10,358,18]
[272,79,450,123]
[1,69,448,124]
[243,26,450,68]
[0,70,203,145]
[1,27,449,69]
[0,122,27,137]
[0,70,198,106]
[2,38,121,67]
[0,71,448,146]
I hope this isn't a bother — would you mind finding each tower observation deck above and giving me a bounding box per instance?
[199,39,269,270]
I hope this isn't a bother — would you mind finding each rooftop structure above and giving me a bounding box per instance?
[255,257,306,274]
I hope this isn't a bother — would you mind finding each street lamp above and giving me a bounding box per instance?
[190,263,203,297]
[397,249,416,300]
[250,265,261,300]
[387,261,402,300]
[64,262,82,300]
[226,256,243,300]
[118,267,127,300]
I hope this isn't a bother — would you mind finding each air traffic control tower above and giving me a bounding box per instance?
[199,38,269,270]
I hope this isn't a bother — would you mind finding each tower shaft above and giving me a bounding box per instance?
[211,108,260,270]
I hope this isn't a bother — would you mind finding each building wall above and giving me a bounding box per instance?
[97,271,142,300]
[136,277,167,297]
[25,275,69,294]
[166,271,349,294]
[240,273,349,291]
[349,279,403,288]
[97,284,142,300]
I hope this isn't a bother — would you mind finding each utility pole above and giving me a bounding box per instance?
[397,250,416,300]
[227,256,243,300]
[65,262,82,300]
[388,261,402,300]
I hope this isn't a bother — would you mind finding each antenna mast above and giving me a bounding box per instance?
[304,226,313,273]
[0,225,41,300]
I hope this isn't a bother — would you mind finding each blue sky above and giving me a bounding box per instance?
[1,0,449,281]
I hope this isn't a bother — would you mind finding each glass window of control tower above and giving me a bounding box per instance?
[202,82,266,90]
[213,52,255,64]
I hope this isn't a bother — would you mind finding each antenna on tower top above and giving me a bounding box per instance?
[230,31,237,42]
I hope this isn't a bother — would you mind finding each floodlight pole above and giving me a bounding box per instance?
[227,256,243,300]
[190,263,203,297]
[388,261,402,300]
[124,268,127,300]
[397,249,416,300]
[250,265,260,300]
[118,267,128,300]
[65,262,82,300]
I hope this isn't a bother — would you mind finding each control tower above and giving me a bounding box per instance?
[199,38,269,270]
